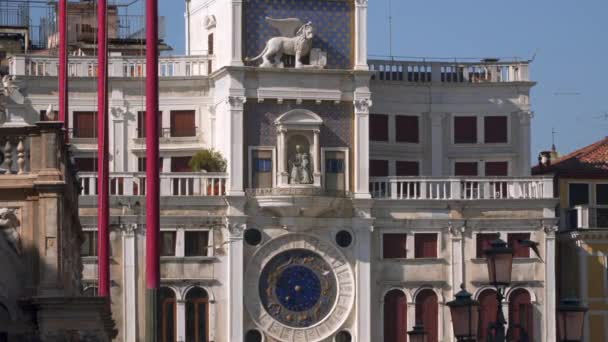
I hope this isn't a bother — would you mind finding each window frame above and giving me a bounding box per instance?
[394,113,421,144]
[452,115,478,144]
[169,109,198,138]
[184,230,212,258]
[414,233,438,259]
[248,146,277,189]
[321,147,350,192]
[451,114,511,145]
[369,113,389,142]
[381,233,408,259]
[483,115,510,144]
[81,229,98,257]
[394,159,421,176]
[159,229,177,257]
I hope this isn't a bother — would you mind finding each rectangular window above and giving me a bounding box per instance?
[137,111,163,138]
[325,151,346,191]
[160,231,176,256]
[484,116,508,143]
[81,231,98,257]
[184,231,209,257]
[596,184,608,205]
[396,161,419,176]
[383,233,407,259]
[414,233,437,258]
[138,157,164,172]
[75,158,97,172]
[369,114,389,141]
[73,111,97,138]
[170,110,196,137]
[454,116,477,144]
[171,157,192,172]
[485,161,509,176]
[395,115,419,143]
[476,233,500,258]
[252,150,273,188]
[208,33,214,55]
[569,183,590,207]
[455,162,478,176]
[508,233,531,258]
[370,159,389,177]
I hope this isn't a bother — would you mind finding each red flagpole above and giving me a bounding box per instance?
[97,0,110,299]
[145,0,160,337]
[58,0,68,140]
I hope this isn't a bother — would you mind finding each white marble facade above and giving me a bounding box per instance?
[3,0,559,341]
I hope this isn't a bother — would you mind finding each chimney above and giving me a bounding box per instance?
[538,151,553,168]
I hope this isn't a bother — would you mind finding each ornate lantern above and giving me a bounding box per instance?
[447,285,480,341]
[557,297,588,341]
[484,239,514,286]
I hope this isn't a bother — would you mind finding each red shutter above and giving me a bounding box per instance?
[485,162,508,176]
[139,111,163,138]
[395,115,419,143]
[384,290,408,342]
[73,111,97,138]
[370,160,389,177]
[170,110,196,137]
[415,290,439,342]
[383,234,407,259]
[171,157,192,172]
[414,233,437,258]
[508,233,531,258]
[478,290,498,341]
[455,162,478,176]
[476,233,500,258]
[370,114,389,141]
[454,116,477,143]
[509,289,533,341]
[396,161,420,176]
[484,116,508,143]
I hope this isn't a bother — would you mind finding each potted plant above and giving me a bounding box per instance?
[189,149,227,195]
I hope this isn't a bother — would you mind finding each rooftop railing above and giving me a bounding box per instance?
[369,176,553,200]
[368,59,530,83]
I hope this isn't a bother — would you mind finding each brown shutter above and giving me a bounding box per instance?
[476,233,500,258]
[395,115,419,143]
[415,290,439,342]
[455,162,478,176]
[369,114,389,141]
[485,161,508,176]
[384,290,408,342]
[414,233,437,258]
[478,290,498,340]
[396,161,420,176]
[508,289,533,341]
[484,116,508,143]
[454,116,477,143]
[170,110,196,137]
[370,159,389,177]
[508,233,531,258]
[383,233,407,259]
[73,111,97,138]
[171,156,192,172]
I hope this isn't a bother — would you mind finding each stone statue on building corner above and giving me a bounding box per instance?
[0,208,21,255]
[289,145,313,184]
[245,17,314,69]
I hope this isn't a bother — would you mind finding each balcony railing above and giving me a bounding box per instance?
[567,205,608,229]
[369,177,553,200]
[368,59,530,83]
[78,172,227,197]
[8,55,214,78]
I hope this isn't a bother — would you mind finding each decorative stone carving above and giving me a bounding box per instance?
[289,145,313,184]
[0,208,21,255]
[227,96,246,110]
[355,0,368,5]
[245,17,314,69]
[309,48,327,69]
[45,104,56,121]
[518,110,534,124]
[1,75,24,105]
[353,98,373,113]
[203,15,217,29]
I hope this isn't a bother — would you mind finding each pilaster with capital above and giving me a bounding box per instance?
[354,0,368,70]
[448,221,466,298]
[121,224,138,342]
[353,199,373,341]
[224,217,246,342]
[354,98,372,198]
[518,110,534,176]
[226,96,246,196]
[230,0,244,66]
[544,225,557,342]
[431,113,446,176]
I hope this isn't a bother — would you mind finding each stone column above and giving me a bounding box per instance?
[518,111,533,176]
[176,299,186,342]
[122,224,138,342]
[450,224,464,297]
[544,225,557,342]
[354,0,368,70]
[354,98,372,198]
[278,128,288,186]
[353,200,373,341]
[431,113,445,176]
[225,208,246,342]
[313,129,321,187]
[227,96,246,196]
[230,0,244,66]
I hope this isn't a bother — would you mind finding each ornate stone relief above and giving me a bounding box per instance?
[0,208,21,255]
[227,96,246,110]
[518,110,534,124]
[288,145,313,185]
[245,233,355,342]
[353,98,372,113]
[203,15,217,29]
[245,17,316,69]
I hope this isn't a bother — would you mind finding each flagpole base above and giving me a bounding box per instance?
[145,287,159,342]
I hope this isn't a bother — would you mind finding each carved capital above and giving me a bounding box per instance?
[518,110,534,124]
[543,225,558,237]
[448,221,466,237]
[227,96,246,110]
[353,98,373,113]
[225,218,246,238]
[355,0,368,5]
[203,15,217,29]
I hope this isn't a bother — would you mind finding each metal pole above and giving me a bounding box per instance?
[96,0,110,299]
[58,0,68,140]
[491,287,507,342]
[145,0,160,339]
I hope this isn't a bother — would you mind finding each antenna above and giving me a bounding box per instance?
[551,127,557,152]
[388,0,393,58]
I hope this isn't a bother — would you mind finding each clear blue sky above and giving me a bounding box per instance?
[157,0,607,158]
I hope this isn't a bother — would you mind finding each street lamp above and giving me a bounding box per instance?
[557,297,588,342]
[407,324,428,342]
[484,238,514,342]
[447,285,480,341]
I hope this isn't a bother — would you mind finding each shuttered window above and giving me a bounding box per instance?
[252,150,273,189]
[75,158,97,172]
[185,231,209,257]
[382,233,407,259]
[476,233,500,258]
[455,162,478,176]
[414,233,437,258]
[325,151,346,191]
[137,111,163,138]
[454,116,477,143]
[485,161,509,176]
[415,290,439,342]
[170,110,196,137]
[384,290,408,342]
[171,157,192,172]
[508,289,534,341]
[160,231,176,256]
[508,233,531,258]
[370,159,389,177]
[395,115,419,143]
[396,161,419,176]
[73,111,97,138]
[484,116,508,143]
[369,114,389,141]
[596,184,608,205]
[478,289,498,340]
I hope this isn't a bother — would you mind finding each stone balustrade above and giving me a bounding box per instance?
[78,172,227,197]
[0,132,28,175]
[368,59,530,83]
[8,54,214,78]
[369,176,554,200]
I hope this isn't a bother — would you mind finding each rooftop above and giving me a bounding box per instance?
[533,137,608,177]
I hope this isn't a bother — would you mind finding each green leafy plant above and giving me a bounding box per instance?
[188,149,227,172]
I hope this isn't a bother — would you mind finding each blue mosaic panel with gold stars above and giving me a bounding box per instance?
[244,0,353,70]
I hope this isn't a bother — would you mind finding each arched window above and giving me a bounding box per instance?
[477,289,498,341]
[383,290,407,342]
[0,303,10,342]
[508,289,533,341]
[186,287,209,342]
[158,287,176,342]
[415,289,438,342]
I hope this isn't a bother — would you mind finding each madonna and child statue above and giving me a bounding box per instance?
[289,145,313,184]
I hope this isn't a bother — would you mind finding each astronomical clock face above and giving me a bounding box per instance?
[245,234,355,342]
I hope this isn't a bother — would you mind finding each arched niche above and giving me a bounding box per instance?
[274,109,323,187]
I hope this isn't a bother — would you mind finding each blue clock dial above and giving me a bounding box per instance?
[259,249,337,328]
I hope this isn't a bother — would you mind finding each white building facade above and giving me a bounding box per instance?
[4,0,558,341]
